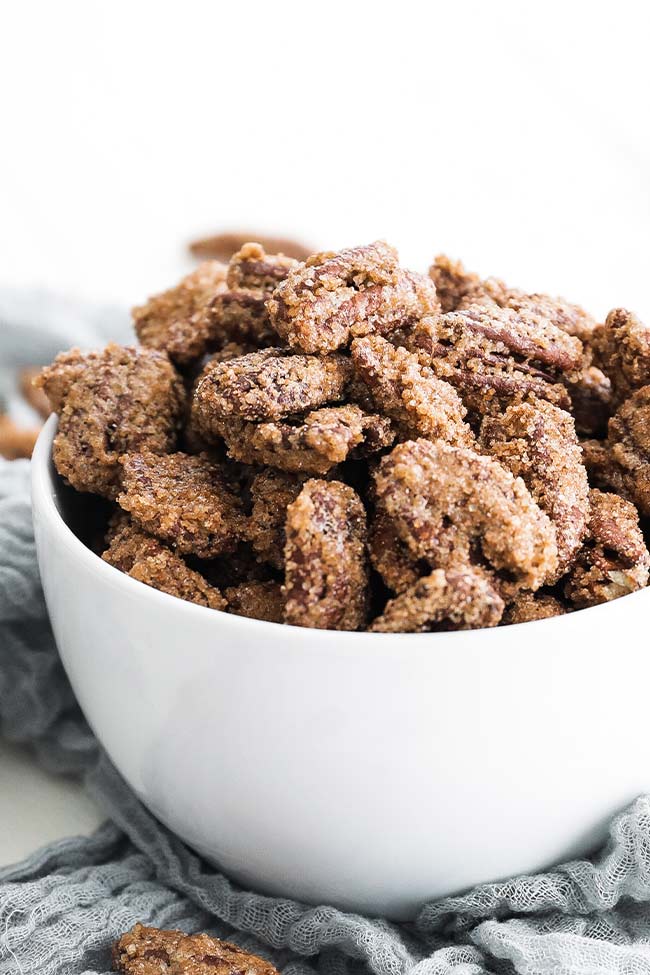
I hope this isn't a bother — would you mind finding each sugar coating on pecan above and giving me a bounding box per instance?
[203,243,301,352]
[113,923,280,975]
[480,400,589,580]
[227,241,299,291]
[225,580,285,623]
[193,348,352,423]
[592,308,650,405]
[429,255,483,313]
[502,592,567,625]
[594,386,650,516]
[201,404,394,475]
[374,439,558,590]
[368,510,425,593]
[369,568,504,633]
[403,305,581,417]
[190,232,313,263]
[103,517,225,610]
[133,261,229,366]
[34,347,105,413]
[564,489,650,608]
[268,241,440,354]
[284,479,369,630]
[430,254,597,343]
[247,469,306,568]
[38,344,185,499]
[350,335,474,446]
[117,451,245,559]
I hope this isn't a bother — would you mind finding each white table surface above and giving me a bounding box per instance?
[1,0,649,867]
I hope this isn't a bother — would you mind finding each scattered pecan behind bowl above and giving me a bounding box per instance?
[113,923,280,975]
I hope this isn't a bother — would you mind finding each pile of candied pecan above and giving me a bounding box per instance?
[36,241,650,632]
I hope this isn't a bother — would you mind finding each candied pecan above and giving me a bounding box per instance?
[592,308,650,404]
[564,489,650,608]
[117,451,245,558]
[226,241,299,291]
[502,592,567,625]
[284,479,369,630]
[565,365,612,438]
[247,469,306,568]
[225,580,285,623]
[202,243,300,352]
[133,261,229,366]
[368,510,428,593]
[429,255,597,342]
[0,413,40,459]
[34,347,104,413]
[208,290,278,349]
[37,344,185,498]
[200,404,394,475]
[19,367,51,418]
[369,568,504,633]
[404,305,582,417]
[190,231,313,262]
[592,386,650,515]
[268,241,440,354]
[374,439,558,591]
[103,517,225,610]
[480,400,589,580]
[428,255,484,313]
[350,335,474,445]
[193,347,352,423]
[113,923,280,975]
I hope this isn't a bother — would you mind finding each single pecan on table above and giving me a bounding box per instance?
[113,923,280,975]
[195,403,394,475]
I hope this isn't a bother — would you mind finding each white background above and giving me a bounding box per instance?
[1,1,649,862]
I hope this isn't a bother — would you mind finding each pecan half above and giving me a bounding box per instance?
[193,347,353,423]
[403,305,582,417]
[200,403,394,475]
[113,923,280,975]
[268,241,440,353]
[351,334,473,445]
[374,439,558,591]
[480,399,589,581]
[564,489,650,608]
[369,568,504,632]
[284,479,369,630]
[592,308,650,405]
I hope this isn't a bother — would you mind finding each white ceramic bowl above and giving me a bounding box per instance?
[32,414,650,919]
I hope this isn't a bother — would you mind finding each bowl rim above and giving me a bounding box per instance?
[31,413,650,641]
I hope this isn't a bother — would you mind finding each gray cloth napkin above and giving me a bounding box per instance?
[3,294,650,975]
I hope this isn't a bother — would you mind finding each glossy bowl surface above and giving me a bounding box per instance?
[32,415,650,919]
